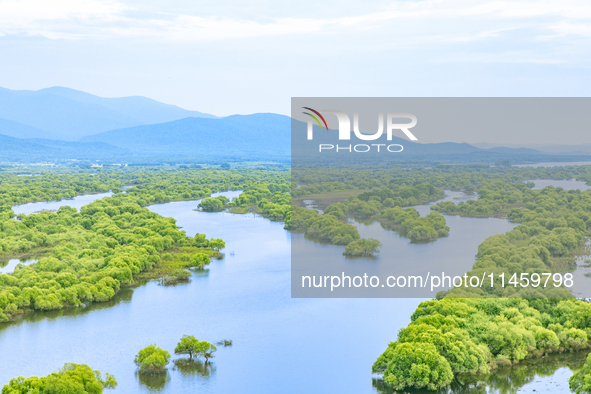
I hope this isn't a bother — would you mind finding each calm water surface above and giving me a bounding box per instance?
[12,192,113,215]
[0,258,37,274]
[0,190,586,393]
[527,178,591,191]
[292,191,515,298]
[515,161,591,168]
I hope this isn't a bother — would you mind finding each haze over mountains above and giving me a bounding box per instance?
[473,142,591,156]
[0,86,215,140]
[81,114,291,160]
[0,86,589,165]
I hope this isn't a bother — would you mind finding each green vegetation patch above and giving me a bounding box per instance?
[2,363,117,393]
[374,298,591,392]
[135,344,171,373]
[174,335,217,362]
[571,353,591,394]
[0,194,221,322]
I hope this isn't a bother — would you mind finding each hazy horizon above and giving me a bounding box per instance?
[1,0,590,121]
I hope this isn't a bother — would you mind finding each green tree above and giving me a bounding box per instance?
[189,253,210,268]
[175,335,217,362]
[1,363,117,394]
[198,196,229,212]
[209,239,225,252]
[175,335,201,360]
[200,341,217,362]
[134,344,171,373]
[174,335,217,361]
[381,342,454,391]
[343,238,382,256]
[570,353,591,394]
[194,233,210,248]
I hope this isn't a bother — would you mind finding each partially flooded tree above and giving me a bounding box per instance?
[343,238,382,256]
[174,335,217,362]
[134,344,171,373]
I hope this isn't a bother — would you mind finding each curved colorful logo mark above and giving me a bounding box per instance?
[304,109,418,142]
[302,107,328,131]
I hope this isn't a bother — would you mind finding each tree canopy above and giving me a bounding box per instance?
[134,344,171,373]
[174,335,217,361]
[1,363,117,394]
[570,353,591,394]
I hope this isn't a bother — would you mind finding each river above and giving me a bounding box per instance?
[0,188,587,393]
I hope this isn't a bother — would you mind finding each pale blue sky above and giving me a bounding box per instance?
[0,0,589,119]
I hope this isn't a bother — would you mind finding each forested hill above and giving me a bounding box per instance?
[290,121,591,165]
[0,134,129,162]
[0,86,215,140]
[79,113,291,160]
[0,109,590,164]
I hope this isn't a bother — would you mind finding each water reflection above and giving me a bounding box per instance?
[11,192,113,215]
[0,189,585,393]
[572,241,591,297]
[136,370,171,391]
[292,189,516,298]
[189,268,210,279]
[373,351,588,394]
[1,287,134,328]
[172,359,216,378]
[302,199,323,214]
[526,178,591,191]
[0,258,38,274]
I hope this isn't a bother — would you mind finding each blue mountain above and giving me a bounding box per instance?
[0,118,60,140]
[0,134,129,162]
[80,113,291,159]
[0,86,215,140]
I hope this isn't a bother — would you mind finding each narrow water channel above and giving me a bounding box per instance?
[0,187,587,393]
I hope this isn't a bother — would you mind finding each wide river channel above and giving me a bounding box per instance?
[1,181,590,393]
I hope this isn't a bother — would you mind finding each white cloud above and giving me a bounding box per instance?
[549,21,591,37]
[0,0,590,43]
[0,0,129,38]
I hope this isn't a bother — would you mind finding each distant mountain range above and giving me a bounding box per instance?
[80,113,290,160]
[473,142,591,156]
[1,113,590,164]
[0,86,215,140]
[291,122,591,166]
[0,134,130,163]
[0,86,590,165]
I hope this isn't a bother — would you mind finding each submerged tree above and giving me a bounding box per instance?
[174,335,217,362]
[343,238,382,256]
[134,344,171,373]
[201,342,217,362]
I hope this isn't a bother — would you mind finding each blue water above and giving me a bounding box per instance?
[12,192,113,215]
[0,192,420,393]
[0,190,585,393]
[527,178,591,191]
[0,258,37,274]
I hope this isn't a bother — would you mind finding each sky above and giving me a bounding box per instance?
[0,0,590,125]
